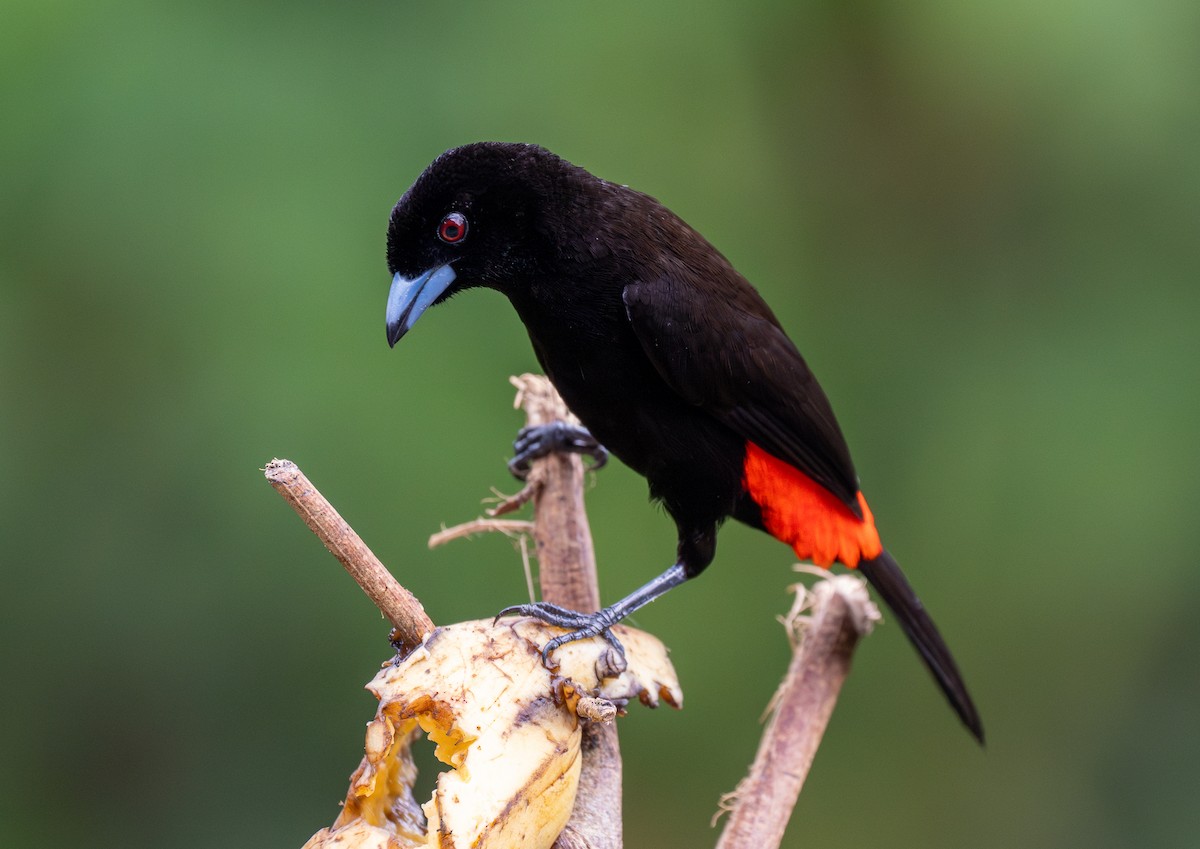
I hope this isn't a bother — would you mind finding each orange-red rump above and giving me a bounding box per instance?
[742,441,882,568]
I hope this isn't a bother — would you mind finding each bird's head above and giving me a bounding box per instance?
[384,142,572,347]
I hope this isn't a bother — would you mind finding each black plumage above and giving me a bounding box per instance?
[384,142,982,742]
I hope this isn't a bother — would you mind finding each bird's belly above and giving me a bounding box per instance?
[535,343,745,524]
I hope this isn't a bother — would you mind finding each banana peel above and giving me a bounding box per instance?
[302,617,681,849]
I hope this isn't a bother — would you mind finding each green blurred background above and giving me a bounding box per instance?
[3,1,1198,846]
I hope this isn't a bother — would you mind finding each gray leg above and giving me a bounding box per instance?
[497,562,689,668]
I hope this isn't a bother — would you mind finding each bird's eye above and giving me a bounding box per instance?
[437,212,468,244]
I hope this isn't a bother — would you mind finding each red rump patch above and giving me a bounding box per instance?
[742,441,883,568]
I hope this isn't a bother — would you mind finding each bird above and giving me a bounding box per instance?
[384,141,983,742]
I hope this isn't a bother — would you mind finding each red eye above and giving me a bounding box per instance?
[438,212,468,244]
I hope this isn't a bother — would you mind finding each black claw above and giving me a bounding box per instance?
[508,422,609,480]
[540,645,563,671]
[601,629,626,657]
[597,641,628,678]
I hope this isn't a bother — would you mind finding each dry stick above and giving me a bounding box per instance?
[508,375,620,849]
[263,458,434,654]
[428,518,536,548]
[715,575,879,849]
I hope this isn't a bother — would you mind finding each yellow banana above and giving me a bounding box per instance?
[303,618,681,849]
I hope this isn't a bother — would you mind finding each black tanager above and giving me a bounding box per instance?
[384,142,982,742]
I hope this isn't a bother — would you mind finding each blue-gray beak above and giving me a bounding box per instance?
[386,264,457,347]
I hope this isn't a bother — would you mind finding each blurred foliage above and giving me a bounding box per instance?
[3,1,1199,847]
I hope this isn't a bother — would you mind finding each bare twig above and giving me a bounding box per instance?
[428,518,536,548]
[263,458,434,653]
[487,482,538,516]
[714,575,879,849]
[506,375,620,849]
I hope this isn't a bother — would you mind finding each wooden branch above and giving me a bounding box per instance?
[269,376,872,849]
[508,375,621,849]
[714,575,879,849]
[263,458,434,654]
[510,374,602,613]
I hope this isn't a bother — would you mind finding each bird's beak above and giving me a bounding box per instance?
[386,263,457,347]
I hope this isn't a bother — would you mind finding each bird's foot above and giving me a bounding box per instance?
[496,602,628,677]
[508,422,608,480]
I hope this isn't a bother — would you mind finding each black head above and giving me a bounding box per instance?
[384,142,580,346]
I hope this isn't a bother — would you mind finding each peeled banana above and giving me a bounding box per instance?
[302,617,681,849]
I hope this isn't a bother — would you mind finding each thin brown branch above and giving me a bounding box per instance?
[263,458,434,653]
[487,482,538,516]
[428,518,536,548]
[714,575,879,849]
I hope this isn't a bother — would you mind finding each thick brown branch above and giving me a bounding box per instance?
[510,374,602,613]
[508,375,620,849]
[264,458,434,653]
[714,575,879,849]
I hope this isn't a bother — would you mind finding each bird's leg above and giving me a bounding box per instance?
[507,421,608,480]
[497,562,689,670]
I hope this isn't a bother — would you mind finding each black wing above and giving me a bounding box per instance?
[623,274,862,514]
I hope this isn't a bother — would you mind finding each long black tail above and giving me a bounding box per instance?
[858,550,984,743]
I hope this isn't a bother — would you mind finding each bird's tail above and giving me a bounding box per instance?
[858,550,984,743]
